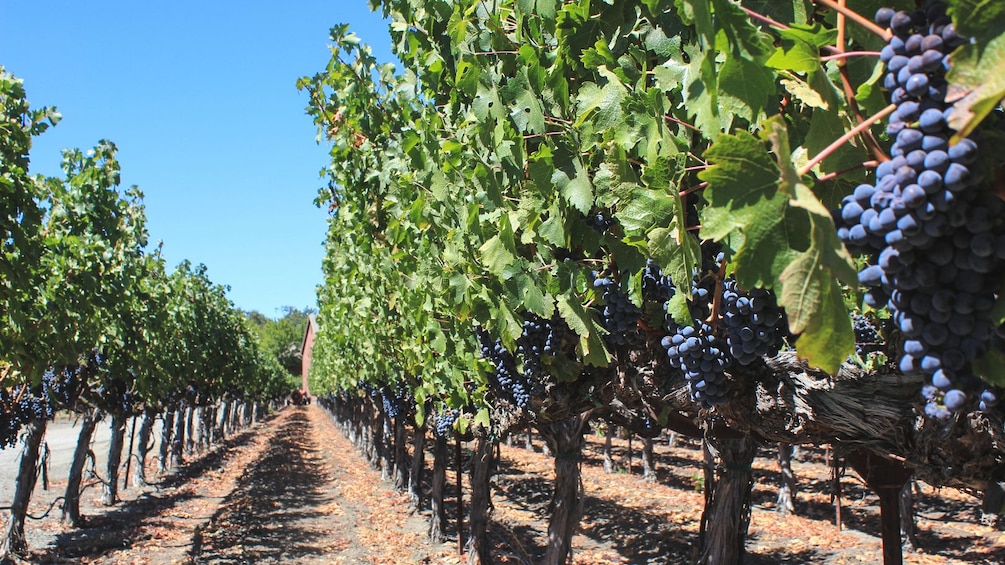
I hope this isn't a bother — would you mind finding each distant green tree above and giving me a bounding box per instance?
[246,306,315,379]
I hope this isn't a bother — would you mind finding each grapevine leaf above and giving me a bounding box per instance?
[551,145,594,214]
[479,236,516,279]
[618,189,676,233]
[973,348,1005,388]
[556,292,610,366]
[948,0,1005,45]
[766,24,839,73]
[664,292,692,327]
[648,226,699,300]
[783,250,854,373]
[945,30,1005,139]
[474,407,491,430]
[780,78,828,110]
[575,68,627,130]
[718,56,775,122]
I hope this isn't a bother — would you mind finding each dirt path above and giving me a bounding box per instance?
[24,406,438,564]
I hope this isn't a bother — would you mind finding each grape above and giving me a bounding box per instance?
[593,276,642,346]
[477,329,530,408]
[837,4,1005,417]
[721,278,788,365]
[433,409,459,438]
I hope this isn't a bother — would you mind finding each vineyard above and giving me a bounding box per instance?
[3,0,1005,564]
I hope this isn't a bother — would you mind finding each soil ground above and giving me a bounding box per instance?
[2,404,1002,564]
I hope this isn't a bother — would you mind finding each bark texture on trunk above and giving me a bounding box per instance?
[847,449,913,565]
[539,415,588,565]
[393,416,408,492]
[63,408,102,525]
[172,404,187,467]
[699,433,757,565]
[185,404,196,454]
[429,434,448,543]
[776,442,797,515]
[466,435,494,565]
[0,418,47,561]
[159,408,174,473]
[133,407,155,487]
[409,418,426,510]
[217,401,231,442]
[603,431,614,474]
[102,412,127,506]
[642,437,656,482]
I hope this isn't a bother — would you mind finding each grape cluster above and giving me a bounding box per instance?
[838,3,1005,416]
[593,277,642,345]
[433,409,459,438]
[721,278,788,365]
[658,253,789,408]
[42,366,84,408]
[662,322,731,407]
[585,210,617,232]
[852,314,885,358]
[477,329,530,408]
[516,313,568,381]
[380,381,412,419]
[0,385,53,449]
[642,259,674,304]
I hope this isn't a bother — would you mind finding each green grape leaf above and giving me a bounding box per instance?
[575,68,627,130]
[973,348,1005,388]
[556,292,610,366]
[552,145,595,215]
[945,30,1005,140]
[700,119,855,373]
[618,189,677,233]
[718,56,775,122]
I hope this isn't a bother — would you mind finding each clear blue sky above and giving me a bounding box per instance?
[1,1,395,319]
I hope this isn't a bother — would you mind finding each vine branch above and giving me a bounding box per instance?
[799,103,897,177]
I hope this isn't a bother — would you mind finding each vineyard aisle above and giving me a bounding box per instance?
[27,406,439,564]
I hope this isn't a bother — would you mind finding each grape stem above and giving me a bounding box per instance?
[820,51,882,62]
[815,160,879,183]
[815,0,892,41]
[798,103,897,177]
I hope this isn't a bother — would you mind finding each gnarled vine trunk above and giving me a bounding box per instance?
[133,406,156,488]
[429,434,448,543]
[776,442,797,515]
[699,432,757,565]
[0,418,47,561]
[393,415,408,492]
[63,407,102,525]
[408,416,426,510]
[847,449,913,565]
[466,434,494,565]
[539,415,588,565]
[159,407,174,473]
[102,412,127,506]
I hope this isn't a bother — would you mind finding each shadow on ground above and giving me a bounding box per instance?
[188,409,336,563]
[32,418,265,564]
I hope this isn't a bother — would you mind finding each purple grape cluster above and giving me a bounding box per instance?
[433,409,459,438]
[852,314,885,358]
[477,329,530,408]
[516,313,568,381]
[593,276,642,346]
[838,3,1005,416]
[721,278,788,365]
[42,366,83,408]
[662,322,731,408]
[0,385,53,449]
[642,259,674,304]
